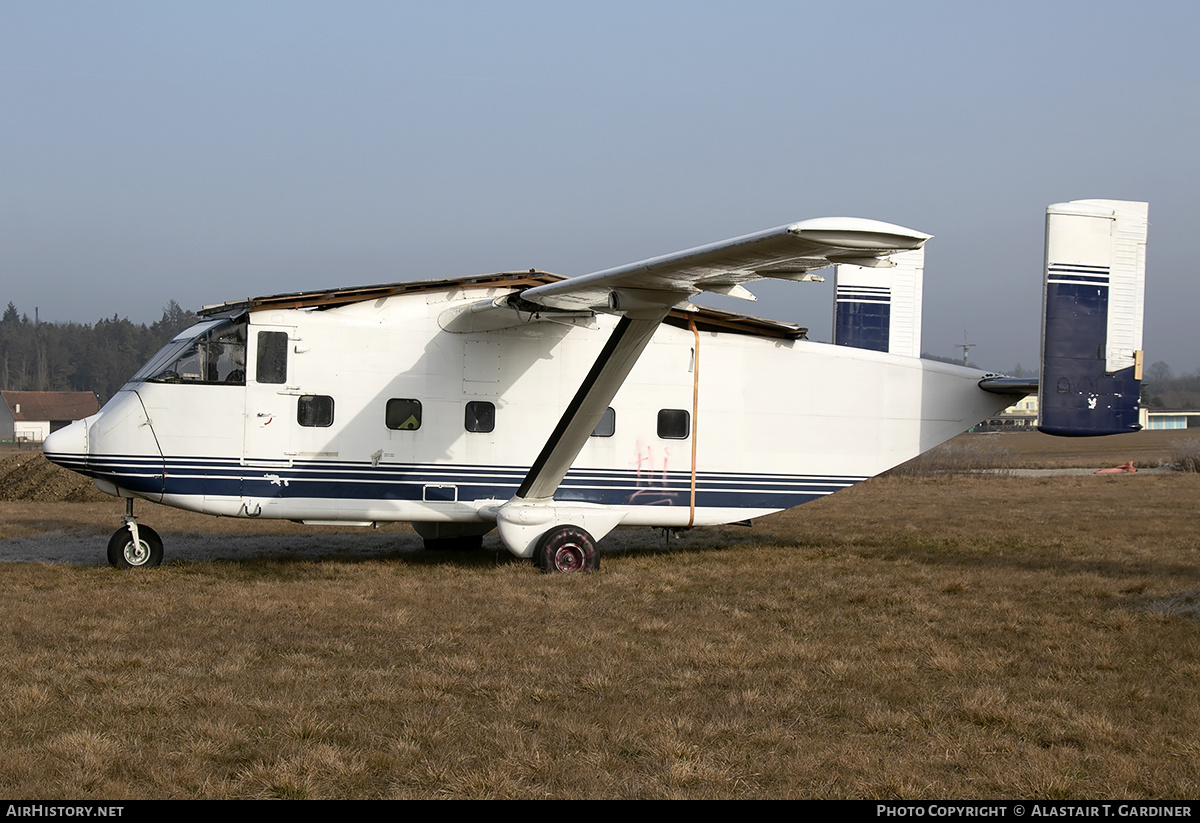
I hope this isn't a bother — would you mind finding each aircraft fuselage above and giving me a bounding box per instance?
[45,277,1006,538]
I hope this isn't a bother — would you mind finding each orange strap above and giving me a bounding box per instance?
[688,318,700,528]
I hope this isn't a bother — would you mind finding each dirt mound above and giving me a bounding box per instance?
[0,453,109,503]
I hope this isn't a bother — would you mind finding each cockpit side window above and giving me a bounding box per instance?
[142,319,248,385]
[255,331,289,384]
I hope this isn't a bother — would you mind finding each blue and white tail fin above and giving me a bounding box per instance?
[1038,199,1148,436]
[832,248,924,357]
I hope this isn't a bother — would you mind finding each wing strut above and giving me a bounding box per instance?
[516,310,669,501]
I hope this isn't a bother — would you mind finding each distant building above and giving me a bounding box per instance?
[1142,409,1200,430]
[979,394,1038,431]
[0,391,99,444]
[977,392,1198,432]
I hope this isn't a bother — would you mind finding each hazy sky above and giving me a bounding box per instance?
[3,1,1196,372]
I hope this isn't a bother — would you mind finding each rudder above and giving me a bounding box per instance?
[832,248,924,357]
[1038,199,1148,436]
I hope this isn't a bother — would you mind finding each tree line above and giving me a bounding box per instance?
[1141,361,1200,409]
[0,300,198,403]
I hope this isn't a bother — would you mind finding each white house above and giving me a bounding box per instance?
[0,391,100,444]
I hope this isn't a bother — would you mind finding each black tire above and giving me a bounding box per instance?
[107,525,164,569]
[535,525,599,574]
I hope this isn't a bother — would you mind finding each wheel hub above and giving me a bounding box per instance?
[553,543,585,572]
[124,540,150,565]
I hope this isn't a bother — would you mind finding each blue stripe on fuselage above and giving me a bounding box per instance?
[74,454,865,511]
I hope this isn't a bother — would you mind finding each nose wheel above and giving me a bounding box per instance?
[107,499,163,569]
[107,524,163,569]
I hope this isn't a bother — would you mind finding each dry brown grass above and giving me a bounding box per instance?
[1170,438,1200,473]
[886,436,1018,476]
[890,429,1184,475]
[3,462,1200,798]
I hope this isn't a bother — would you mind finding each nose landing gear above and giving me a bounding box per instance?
[107,498,163,569]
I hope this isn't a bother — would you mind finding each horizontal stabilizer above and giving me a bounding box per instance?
[979,376,1039,397]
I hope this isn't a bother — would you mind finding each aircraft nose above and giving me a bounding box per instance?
[42,418,88,471]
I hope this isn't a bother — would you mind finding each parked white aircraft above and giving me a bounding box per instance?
[43,200,1148,572]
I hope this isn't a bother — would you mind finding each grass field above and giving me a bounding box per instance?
[2,432,1199,798]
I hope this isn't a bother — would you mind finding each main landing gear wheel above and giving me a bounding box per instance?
[534,525,599,574]
[107,525,163,569]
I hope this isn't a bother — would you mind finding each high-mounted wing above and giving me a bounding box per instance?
[517,217,931,315]
[504,218,932,516]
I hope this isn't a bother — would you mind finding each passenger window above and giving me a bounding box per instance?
[591,407,616,437]
[298,395,334,427]
[465,401,495,433]
[386,399,422,430]
[657,409,690,439]
[256,331,289,384]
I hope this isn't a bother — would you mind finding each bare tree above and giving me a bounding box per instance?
[1147,361,1173,382]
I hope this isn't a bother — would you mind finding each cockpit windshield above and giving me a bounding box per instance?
[132,318,248,385]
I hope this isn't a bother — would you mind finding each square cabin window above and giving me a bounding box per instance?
[657,408,690,439]
[386,398,422,430]
[465,401,495,433]
[298,395,335,428]
[591,407,616,437]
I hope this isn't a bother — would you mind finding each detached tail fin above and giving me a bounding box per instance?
[1038,199,1148,436]
[832,248,924,357]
